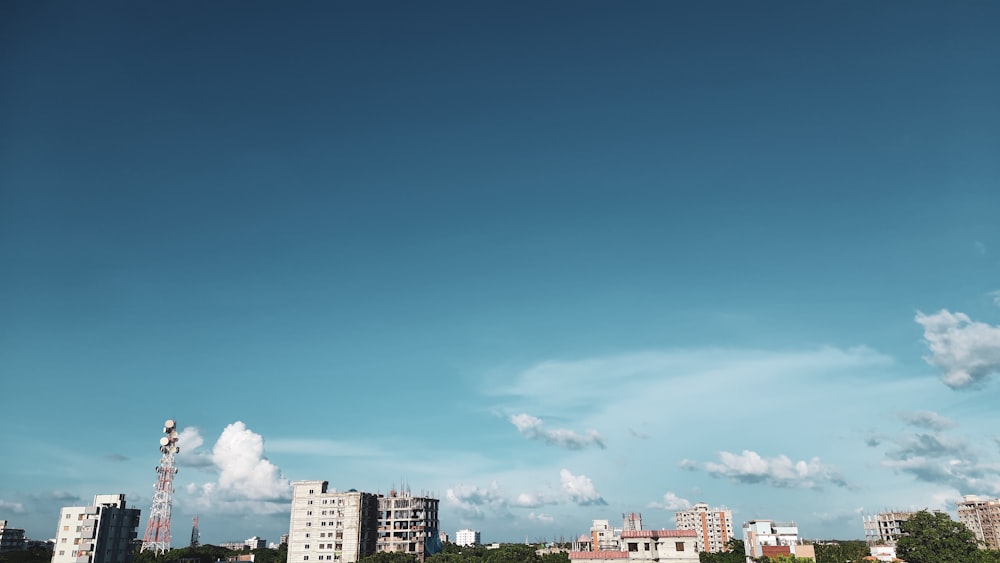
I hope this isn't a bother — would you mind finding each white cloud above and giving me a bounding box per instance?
[648,491,691,510]
[509,413,606,450]
[180,421,291,514]
[916,309,1000,388]
[560,469,606,506]
[684,450,848,489]
[990,290,1000,308]
[445,482,509,520]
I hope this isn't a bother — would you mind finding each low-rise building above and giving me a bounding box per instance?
[569,530,698,563]
[742,520,809,562]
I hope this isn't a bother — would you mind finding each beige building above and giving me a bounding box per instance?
[287,481,379,563]
[958,495,1000,550]
[674,503,733,553]
[376,489,440,562]
[50,494,140,563]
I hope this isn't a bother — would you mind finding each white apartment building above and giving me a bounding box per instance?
[674,503,733,553]
[376,489,440,561]
[454,529,480,547]
[51,494,141,563]
[287,481,379,563]
[862,511,914,547]
[958,495,1000,550]
[742,520,813,562]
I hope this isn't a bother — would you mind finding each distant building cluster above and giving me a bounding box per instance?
[287,480,441,563]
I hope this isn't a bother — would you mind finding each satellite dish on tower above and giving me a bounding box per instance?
[164,420,176,430]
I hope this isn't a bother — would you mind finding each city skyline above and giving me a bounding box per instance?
[2,0,999,549]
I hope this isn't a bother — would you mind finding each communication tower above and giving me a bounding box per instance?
[141,419,180,555]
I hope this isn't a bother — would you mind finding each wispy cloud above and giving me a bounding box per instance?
[898,410,956,431]
[682,450,849,489]
[528,511,555,523]
[916,309,1000,389]
[509,413,606,450]
[560,469,607,505]
[511,492,556,508]
[0,499,25,513]
[648,491,691,510]
[873,419,1000,495]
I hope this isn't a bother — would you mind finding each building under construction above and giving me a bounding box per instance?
[862,510,916,547]
[376,488,441,562]
[958,495,1000,550]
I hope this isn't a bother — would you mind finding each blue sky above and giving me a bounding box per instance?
[2,0,999,548]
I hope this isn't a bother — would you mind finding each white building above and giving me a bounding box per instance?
[569,529,699,563]
[742,520,812,562]
[454,529,480,547]
[50,494,141,563]
[674,503,733,553]
[957,495,1000,550]
[287,481,380,563]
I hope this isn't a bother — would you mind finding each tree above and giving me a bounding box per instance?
[896,510,978,563]
[699,539,744,563]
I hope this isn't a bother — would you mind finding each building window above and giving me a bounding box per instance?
[628,543,638,552]
[59,552,64,556]
[308,501,313,505]
[309,489,314,494]
[304,545,309,549]
[307,511,312,516]
[676,542,685,551]
[306,523,311,527]
[303,557,308,561]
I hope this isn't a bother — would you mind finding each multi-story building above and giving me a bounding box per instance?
[958,495,1000,550]
[862,511,915,547]
[590,520,620,551]
[0,520,26,552]
[50,494,140,563]
[569,529,699,563]
[742,520,813,562]
[674,503,733,553]
[287,481,380,563]
[454,529,479,547]
[376,489,440,561]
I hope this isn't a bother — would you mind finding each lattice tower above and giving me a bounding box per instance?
[141,419,180,555]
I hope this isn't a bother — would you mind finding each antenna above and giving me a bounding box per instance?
[141,419,180,555]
